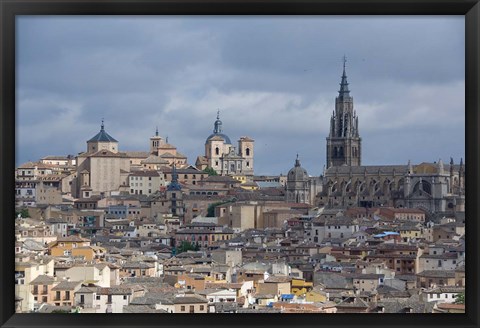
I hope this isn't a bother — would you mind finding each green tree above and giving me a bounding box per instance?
[206,202,223,217]
[176,241,200,254]
[455,292,465,304]
[206,198,236,217]
[16,208,30,218]
[203,167,218,176]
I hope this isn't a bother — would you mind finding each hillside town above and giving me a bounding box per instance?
[14,63,466,314]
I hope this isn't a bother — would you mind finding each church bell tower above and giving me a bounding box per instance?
[326,56,361,168]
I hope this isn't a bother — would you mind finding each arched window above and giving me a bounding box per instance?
[246,148,250,156]
[215,147,219,155]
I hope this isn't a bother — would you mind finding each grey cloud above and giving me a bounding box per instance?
[16,16,465,175]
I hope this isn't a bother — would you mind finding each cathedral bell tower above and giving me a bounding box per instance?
[326,56,361,168]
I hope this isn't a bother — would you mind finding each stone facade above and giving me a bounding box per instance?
[197,111,254,176]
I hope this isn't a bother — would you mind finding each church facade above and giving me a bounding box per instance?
[196,111,255,177]
[317,59,465,215]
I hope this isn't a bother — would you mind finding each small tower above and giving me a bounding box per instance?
[238,136,255,176]
[326,56,361,168]
[459,158,464,194]
[166,164,184,222]
[150,127,164,154]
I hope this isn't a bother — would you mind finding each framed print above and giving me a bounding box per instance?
[1,1,479,328]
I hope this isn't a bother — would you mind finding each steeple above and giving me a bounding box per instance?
[167,164,182,191]
[101,118,105,131]
[213,109,223,134]
[295,153,301,167]
[338,55,351,100]
[326,56,361,168]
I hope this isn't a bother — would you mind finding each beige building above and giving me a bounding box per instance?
[216,201,310,232]
[51,280,83,307]
[74,121,130,198]
[35,179,63,205]
[155,294,208,313]
[15,256,55,312]
[61,264,111,287]
[30,275,56,309]
[128,170,164,196]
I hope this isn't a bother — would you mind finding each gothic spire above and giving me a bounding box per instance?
[338,55,351,100]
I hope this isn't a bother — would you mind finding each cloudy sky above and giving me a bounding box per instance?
[16,16,465,175]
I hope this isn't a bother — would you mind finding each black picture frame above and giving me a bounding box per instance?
[1,1,479,328]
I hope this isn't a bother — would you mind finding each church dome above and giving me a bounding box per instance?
[287,156,308,181]
[206,132,231,144]
[205,111,231,144]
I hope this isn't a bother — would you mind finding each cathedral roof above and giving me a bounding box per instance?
[325,165,409,175]
[325,162,463,176]
[87,120,118,143]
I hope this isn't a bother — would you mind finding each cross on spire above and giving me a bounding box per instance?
[101,118,104,131]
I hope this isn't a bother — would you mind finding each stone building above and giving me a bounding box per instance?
[318,61,465,215]
[73,121,130,198]
[285,155,322,206]
[196,111,255,176]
